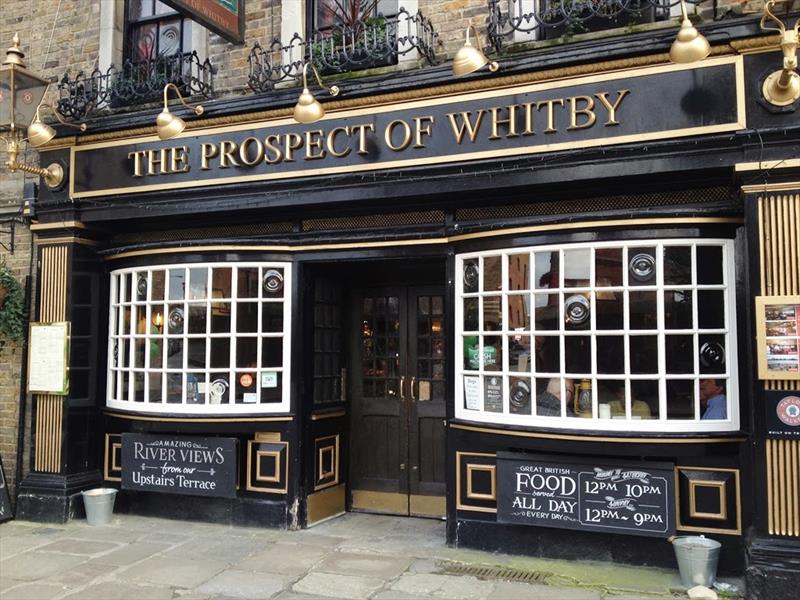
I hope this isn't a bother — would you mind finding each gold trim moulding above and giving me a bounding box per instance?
[105,217,744,261]
[31,220,93,231]
[36,236,100,247]
[466,463,497,501]
[742,181,800,194]
[52,49,750,149]
[451,423,747,444]
[736,159,800,172]
[456,451,498,514]
[311,409,346,421]
[102,409,294,423]
[689,479,728,521]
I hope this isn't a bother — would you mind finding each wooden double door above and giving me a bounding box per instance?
[349,286,447,517]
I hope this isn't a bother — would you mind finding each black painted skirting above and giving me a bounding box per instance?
[452,517,746,575]
[746,538,800,600]
[15,470,102,523]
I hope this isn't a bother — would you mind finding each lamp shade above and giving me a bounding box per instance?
[669,17,710,63]
[27,118,56,147]
[294,88,325,124]
[156,108,187,140]
[0,35,50,131]
[452,26,499,77]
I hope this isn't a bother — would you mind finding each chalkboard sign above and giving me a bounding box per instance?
[122,434,237,498]
[0,456,12,523]
[497,453,675,538]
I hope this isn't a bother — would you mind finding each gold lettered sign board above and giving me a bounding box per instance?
[69,56,745,200]
[756,295,800,380]
[27,321,70,395]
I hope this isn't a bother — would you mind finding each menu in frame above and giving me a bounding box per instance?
[27,322,70,395]
[756,296,800,380]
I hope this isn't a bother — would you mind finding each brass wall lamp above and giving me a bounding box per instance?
[293,62,340,124]
[452,25,500,77]
[669,0,710,64]
[156,82,204,140]
[760,0,800,107]
[1,34,79,188]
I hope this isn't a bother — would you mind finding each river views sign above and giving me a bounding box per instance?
[497,453,675,538]
[121,433,237,498]
[69,56,744,199]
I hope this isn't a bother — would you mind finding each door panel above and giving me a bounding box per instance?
[407,288,447,510]
[350,286,446,517]
[350,289,408,507]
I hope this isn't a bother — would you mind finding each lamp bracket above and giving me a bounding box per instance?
[760,0,800,106]
[4,137,65,189]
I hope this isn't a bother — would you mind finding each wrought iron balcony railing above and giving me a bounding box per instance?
[487,0,715,52]
[248,8,438,94]
[57,51,214,121]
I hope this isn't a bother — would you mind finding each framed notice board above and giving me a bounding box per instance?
[756,296,800,380]
[27,322,70,395]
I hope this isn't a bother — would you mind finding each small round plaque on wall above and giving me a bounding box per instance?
[776,396,800,427]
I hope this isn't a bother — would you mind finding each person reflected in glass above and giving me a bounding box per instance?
[700,378,727,420]
[537,378,575,417]
[601,382,652,419]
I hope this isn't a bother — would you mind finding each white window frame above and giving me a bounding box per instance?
[455,239,739,433]
[106,261,292,414]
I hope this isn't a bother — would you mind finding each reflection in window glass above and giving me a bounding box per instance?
[457,240,736,432]
[483,256,502,291]
[108,262,292,413]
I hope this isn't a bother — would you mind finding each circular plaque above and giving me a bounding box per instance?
[463,262,479,293]
[263,269,284,295]
[239,373,254,388]
[629,253,656,282]
[565,294,590,326]
[700,341,725,370]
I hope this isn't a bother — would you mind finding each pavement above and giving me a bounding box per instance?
[0,512,740,600]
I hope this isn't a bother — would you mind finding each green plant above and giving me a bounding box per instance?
[0,265,26,344]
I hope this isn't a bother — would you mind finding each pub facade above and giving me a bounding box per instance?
[5,1,800,597]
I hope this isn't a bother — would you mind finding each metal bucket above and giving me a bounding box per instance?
[671,535,721,588]
[81,488,117,526]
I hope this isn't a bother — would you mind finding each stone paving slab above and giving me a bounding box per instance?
[234,542,328,576]
[62,581,176,600]
[293,572,385,599]
[193,569,291,599]
[0,582,69,600]
[0,552,87,581]
[42,559,119,589]
[116,555,228,588]
[313,552,412,580]
[35,538,122,556]
[388,572,495,600]
[90,540,172,566]
[163,535,267,564]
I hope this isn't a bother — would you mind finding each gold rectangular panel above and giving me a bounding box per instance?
[351,490,408,514]
[307,484,346,526]
[689,480,727,520]
[466,464,497,501]
[410,495,446,518]
[456,451,497,514]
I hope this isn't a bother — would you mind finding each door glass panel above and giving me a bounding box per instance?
[362,295,400,400]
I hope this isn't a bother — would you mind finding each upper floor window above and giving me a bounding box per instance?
[456,239,739,433]
[312,0,398,30]
[107,262,292,414]
[126,0,193,63]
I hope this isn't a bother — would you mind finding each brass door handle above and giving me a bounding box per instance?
[400,463,406,470]
[400,376,405,400]
[410,377,416,401]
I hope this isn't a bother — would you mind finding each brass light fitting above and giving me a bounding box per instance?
[452,25,499,77]
[1,34,77,189]
[669,0,710,64]
[760,0,800,107]
[27,103,86,148]
[156,82,204,140]
[293,62,340,124]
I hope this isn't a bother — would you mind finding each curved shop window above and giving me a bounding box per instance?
[107,262,291,414]
[456,240,739,433]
